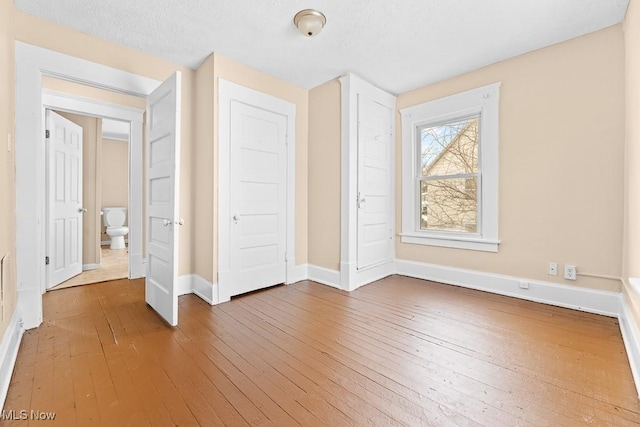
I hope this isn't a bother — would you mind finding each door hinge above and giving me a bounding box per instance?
[284,251,288,262]
[45,130,50,138]
[45,256,49,265]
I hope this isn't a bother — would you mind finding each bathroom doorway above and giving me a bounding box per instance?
[46,111,133,290]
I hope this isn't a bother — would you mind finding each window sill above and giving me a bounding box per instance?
[399,233,500,252]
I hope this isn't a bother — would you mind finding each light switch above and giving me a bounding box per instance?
[7,133,11,152]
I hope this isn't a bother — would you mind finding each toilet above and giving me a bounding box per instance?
[102,207,129,250]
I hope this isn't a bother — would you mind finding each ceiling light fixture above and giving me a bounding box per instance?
[294,9,326,37]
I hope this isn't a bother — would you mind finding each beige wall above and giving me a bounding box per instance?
[101,138,128,208]
[57,112,102,266]
[16,10,194,275]
[624,2,640,331]
[193,54,215,283]
[396,25,625,292]
[0,0,17,340]
[101,138,129,243]
[308,79,342,270]
[191,53,309,283]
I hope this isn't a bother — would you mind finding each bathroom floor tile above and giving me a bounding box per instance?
[51,246,128,290]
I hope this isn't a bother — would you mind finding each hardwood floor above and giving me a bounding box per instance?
[3,275,639,426]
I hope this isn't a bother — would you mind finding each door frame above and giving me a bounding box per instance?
[42,90,145,288]
[15,42,160,329]
[217,79,296,303]
[339,73,397,291]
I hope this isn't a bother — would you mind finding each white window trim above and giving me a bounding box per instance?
[400,82,500,252]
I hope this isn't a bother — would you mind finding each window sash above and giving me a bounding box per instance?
[416,113,482,178]
[415,113,483,236]
[415,172,482,236]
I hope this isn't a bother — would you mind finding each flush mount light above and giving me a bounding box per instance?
[294,9,326,37]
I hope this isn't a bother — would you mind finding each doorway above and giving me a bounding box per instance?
[46,111,132,291]
[15,42,159,329]
[339,74,396,291]
[217,79,297,303]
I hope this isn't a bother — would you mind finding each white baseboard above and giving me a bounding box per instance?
[0,308,24,410]
[177,275,193,296]
[101,238,129,246]
[340,260,394,291]
[620,291,640,399]
[82,263,100,271]
[395,259,620,317]
[308,265,341,289]
[289,264,309,284]
[193,275,218,305]
[177,274,218,305]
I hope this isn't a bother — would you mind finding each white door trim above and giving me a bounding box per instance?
[339,73,397,291]
[217,79,296,303]
[42,90,145,286]
[15,42,160,329]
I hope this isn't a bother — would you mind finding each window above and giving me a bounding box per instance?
[400,83,500,252]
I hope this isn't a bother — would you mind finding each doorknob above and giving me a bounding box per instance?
[233,215,240,221]
[78,207,87,213]
[175,219,184,226]
[163,219,171,226]
[357,192,366,209]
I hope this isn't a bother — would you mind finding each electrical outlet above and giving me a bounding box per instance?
[518,281,529,289]
[564,264,577,280]
[548,262,558,276]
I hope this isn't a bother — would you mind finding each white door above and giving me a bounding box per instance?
[229,101,287,296]
[46,110,84,288]
[357,95,393,270]
[145,72,182,326]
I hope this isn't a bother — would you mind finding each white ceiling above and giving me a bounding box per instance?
[16,0,629,94]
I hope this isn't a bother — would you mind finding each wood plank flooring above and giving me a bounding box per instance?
[3,275,639,426]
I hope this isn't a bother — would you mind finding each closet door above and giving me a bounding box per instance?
[356,95,394,270]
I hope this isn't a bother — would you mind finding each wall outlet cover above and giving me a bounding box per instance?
[564,264,577,280]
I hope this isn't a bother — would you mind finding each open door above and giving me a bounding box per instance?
[145,72,182,326]
[46,110,84,289]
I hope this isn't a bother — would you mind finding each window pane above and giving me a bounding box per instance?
[420,177,477,233]
[420,116,479,177]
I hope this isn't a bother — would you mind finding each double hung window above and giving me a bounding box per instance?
[400,83,500,252]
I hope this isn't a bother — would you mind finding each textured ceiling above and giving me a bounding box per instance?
[15,0,629,94]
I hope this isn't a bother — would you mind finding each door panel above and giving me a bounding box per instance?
[47,110,83,288]
[230,101,287,296]
[357,95,393,270]
[145,71,181,326]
